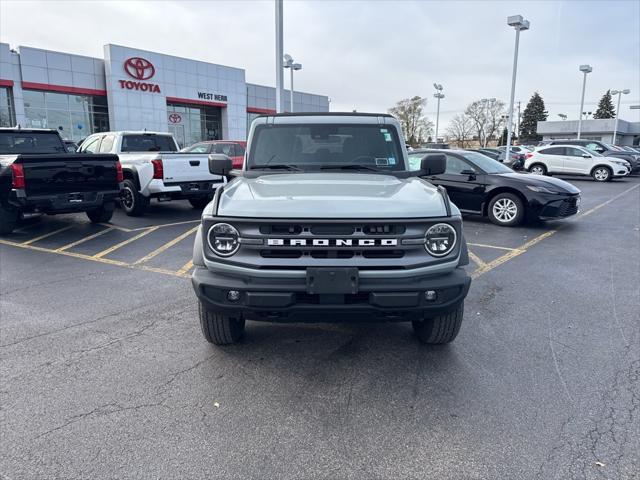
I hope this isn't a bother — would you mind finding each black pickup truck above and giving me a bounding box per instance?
[0,128,123,234]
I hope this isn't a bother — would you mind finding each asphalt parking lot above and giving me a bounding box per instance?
[1,176,639,479]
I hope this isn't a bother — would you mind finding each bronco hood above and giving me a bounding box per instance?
[216,173,452,218]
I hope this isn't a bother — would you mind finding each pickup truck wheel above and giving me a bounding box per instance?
[188,197,212,209]
[487,193,525,227]
[198,301,245,345]
[0,205,18,235]
[121,179,149,216]
[412,303,464,344]
[86,201,115,223]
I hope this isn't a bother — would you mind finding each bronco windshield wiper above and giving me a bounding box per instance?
[251,164,301,171]
[320,164,381,172]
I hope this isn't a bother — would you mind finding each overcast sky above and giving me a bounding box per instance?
[1,0,638,128]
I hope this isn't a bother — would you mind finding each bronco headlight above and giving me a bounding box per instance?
[424,223,457,257]
[208,223,240,257]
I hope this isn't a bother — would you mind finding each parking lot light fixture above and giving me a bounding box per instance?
[611,89,630,144]
[283,54,302,113]
[577,64,593,139]
[433,83,444,142]
[505,15,529,157]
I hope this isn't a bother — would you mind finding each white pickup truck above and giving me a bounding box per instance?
[77,131,225,215]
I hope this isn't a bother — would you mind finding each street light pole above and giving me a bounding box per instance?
[611,89,630,144]
[433,83,444,142]
[275,0,284,113]
[284,54,302,113]
[577,64,593,139]
[505,15,529,156]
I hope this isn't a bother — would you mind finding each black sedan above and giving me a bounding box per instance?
[408,149,581,227]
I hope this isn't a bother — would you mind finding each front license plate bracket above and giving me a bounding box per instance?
[306,267,359,295]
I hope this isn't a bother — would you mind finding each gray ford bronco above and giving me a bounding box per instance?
[191,113,471,345]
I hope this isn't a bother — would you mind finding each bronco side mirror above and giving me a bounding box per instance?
[208,154,233,176]
[420,154,446,176]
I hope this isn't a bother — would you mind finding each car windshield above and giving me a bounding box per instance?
[459,151,513,174]
[121,134,177,152]
[0,131,67,154]
[248,124,404,171]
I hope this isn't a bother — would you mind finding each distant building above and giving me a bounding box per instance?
[537,119,640,146]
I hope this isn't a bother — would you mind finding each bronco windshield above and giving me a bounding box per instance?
[248,124,404,171]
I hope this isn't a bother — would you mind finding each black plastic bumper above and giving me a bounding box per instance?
[8,189,121,214]
[192,266,471,323]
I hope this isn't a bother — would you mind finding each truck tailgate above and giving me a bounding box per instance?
[160,153,221,183]
[18,154,120,196]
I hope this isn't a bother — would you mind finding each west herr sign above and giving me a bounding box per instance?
[120,57,161,94]
[198,92,227,102]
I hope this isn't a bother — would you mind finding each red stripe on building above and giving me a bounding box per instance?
[21,82,107,96]
[247,107,276,114]
[0,79,15,87]
[166,96,227,108]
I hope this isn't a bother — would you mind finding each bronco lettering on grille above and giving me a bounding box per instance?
[266,238,398,247]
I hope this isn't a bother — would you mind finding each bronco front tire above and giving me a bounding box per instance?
[198,301,245,345]
[412,302,464,344]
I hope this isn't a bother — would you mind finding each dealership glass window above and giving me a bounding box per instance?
[0,87,16,127]
[166,102,222,148]
[22,90,110,141]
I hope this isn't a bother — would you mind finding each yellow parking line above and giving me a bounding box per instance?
[467,242,522,252]
[175,260,194,276]
[0,238,129,267]
[133,226,199,265]
[55,227,115,252]
[137,264,189,278]
[129,219,201,231]
[21,225,75,245]
[468,251,486,268]
[92,227,159,259]
[99,223,134,232]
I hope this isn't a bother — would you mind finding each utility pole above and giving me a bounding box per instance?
[516,101,521,136]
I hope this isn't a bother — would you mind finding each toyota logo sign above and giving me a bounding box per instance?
[168,113,182,124]
[124,57,155,80]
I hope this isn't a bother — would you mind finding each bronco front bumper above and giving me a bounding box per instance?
[192,266,471,323]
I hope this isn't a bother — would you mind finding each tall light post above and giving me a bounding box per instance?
[283,54,302,113]
[275,0,284,113]
[505,15,529,155]
[611,89,630,144]
[577,64,592,139]
[433,83,444,142]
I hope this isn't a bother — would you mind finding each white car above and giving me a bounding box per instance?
[78,131,225,215]
[525,145,631,182]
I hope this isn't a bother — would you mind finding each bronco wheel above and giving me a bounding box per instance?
[412,302,464,344]
[120,179,149,216]
[198,301,245,345]
[86,201,115,223]
[487,193,525,227]
[592,166,611,182]
[529,164,547,175]
[188,197,212,209]
[0,204,18,235]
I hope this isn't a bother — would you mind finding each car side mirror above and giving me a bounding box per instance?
[460,169,476,177]
[208,154,233,176]
[420,154,446,175]
[582,154,591,158]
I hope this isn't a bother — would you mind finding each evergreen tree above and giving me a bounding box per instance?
[498,127,508,146]
[593,90,616,119]
[519,92,548,143]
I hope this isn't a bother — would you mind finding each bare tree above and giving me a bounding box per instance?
[464,99,506,147]
[389,96,434,147]
[446,114,474,148]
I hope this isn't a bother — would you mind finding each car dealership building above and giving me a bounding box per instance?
[0,43,330,147]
